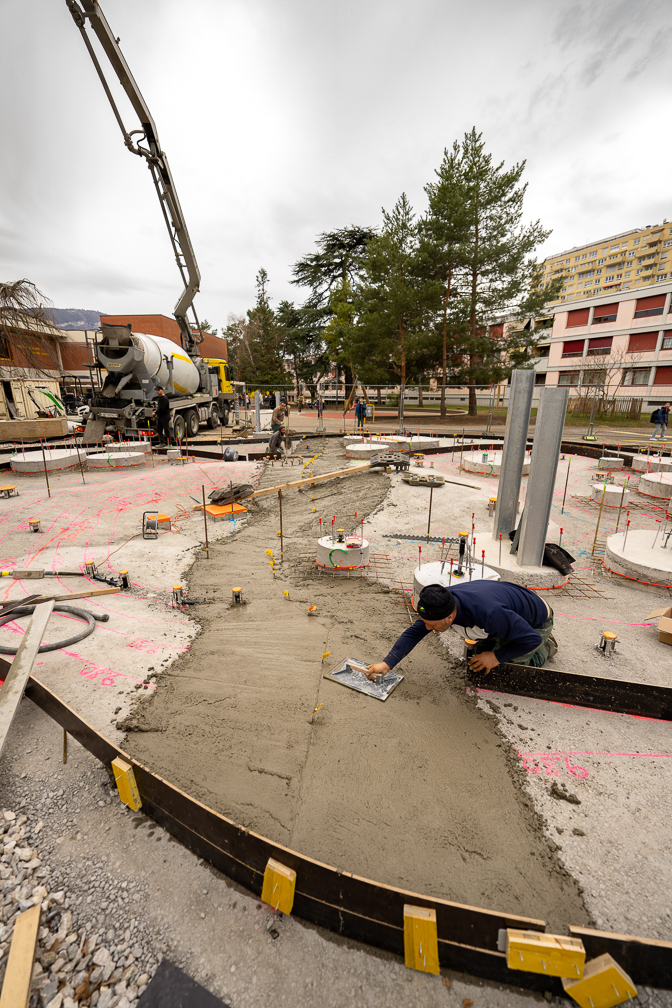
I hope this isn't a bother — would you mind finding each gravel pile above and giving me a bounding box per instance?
[0,806,159,1008]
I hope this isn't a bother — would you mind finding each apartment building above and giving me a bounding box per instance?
[536,221,672,308]
[534,279,672,406]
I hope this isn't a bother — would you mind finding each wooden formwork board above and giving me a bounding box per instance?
[1,658,670,991]
[471,663,672,721]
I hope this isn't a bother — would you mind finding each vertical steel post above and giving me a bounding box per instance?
[255,390,262,432]
[516,386,569,568]
[493,370,534,541]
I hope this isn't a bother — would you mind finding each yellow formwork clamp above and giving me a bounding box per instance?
[506,929,585,978]
[562,953,636,1008]
[111,757,142,811]
[403,904,440,975]
[261,858,296,914]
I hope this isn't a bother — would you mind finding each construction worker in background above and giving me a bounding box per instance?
[355,398,366,429]
[271,401,288,432]
[366,581,557,680]
[268,425,286,458]
[152,386,172,446]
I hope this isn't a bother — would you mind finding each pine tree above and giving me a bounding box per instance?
[421,130,562,415]
[350,195,441,388]
[242,269,286,388]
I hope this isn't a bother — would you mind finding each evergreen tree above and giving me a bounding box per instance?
[421,130,562,414]
[350,195,441,388]
[275,300,330,399]
[291,225,376,397]
[241,269,286,388]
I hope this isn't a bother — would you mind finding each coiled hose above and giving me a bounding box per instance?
[0,604,109,654]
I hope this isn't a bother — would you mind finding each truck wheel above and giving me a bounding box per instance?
[172,414,186,441]
[184,409,200,437]
[206,405,220,430]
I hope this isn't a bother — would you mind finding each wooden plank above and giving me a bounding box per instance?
[471,663,672,721]
[0,417,68,440]
[0,587,120,610]
[0,601,54,758]
[569,926,672,989]
[250,464,371,497]
[0,904,41,1008]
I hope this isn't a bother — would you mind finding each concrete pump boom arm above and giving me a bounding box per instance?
[65,0,203,356]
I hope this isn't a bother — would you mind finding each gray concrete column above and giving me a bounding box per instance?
[516,386,569,568]
[493,370,535,541]
[254,390,262,432]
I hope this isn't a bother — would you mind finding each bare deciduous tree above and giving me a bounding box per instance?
[0,279,59,379]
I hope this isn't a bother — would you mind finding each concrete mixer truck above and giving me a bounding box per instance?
[65,0,237,442]
[87,322,236,441]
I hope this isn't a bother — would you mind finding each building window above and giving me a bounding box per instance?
[628,251,635,257]
[634,295,666,318]
[597,258,606,265]
[0,335,9,359]
[616,274,622,279]
[589,251,597,257]
[622,368,651,386]
[605,275,615,281]
[558,372,579,386]
[633,238,640,244]
[625,272,631,278]
[592,303,618,323]
[610,245,619,251]
[535,373,546,385]
[581,254,587,259]
[663,337,672,349]
[574,256,580,262]
[586,337,612,355]
[663,240,672,248]
[628,332,658,352]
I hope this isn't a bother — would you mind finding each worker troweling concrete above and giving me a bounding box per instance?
[366,581,558,679]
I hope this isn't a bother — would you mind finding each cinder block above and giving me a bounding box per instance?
[506,929,585,978]
[261,858,296,914]
[111,757,142,812]
[403,905,440,975]
[562,953,636,1008]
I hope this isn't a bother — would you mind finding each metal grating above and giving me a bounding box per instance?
[544,570,612,599]
[570,493,668,515]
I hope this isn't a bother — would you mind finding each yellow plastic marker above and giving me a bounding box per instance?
[261,858,296,914]
[311,702,324,721]
[561,953,636,1008]
[321,651,330,660]
[264,549,274,557]
[506,929,585,978]
[403,905,439,974]
[283,590,290,598]
[111,757,142,811]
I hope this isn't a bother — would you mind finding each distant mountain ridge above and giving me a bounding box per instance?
[47,308,104,330]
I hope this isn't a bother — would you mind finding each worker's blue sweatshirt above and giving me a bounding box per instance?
[383,581,548,668]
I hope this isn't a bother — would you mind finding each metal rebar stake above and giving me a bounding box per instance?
[561,455,572,514]
[40,440,51,498]
[591,484,607,556]
[201,484,210,558]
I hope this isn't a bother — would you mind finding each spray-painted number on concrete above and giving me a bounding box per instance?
[520,754,588,778]
[79,663,120,686]
[127,639,162,655]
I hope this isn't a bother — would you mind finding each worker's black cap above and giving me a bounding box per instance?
[417,584,456,621]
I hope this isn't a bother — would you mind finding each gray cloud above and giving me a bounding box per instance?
[1,0,671,324]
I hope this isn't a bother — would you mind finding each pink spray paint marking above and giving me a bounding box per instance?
[519,749,672,779]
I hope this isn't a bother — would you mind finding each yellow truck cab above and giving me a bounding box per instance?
[204,359,234,396]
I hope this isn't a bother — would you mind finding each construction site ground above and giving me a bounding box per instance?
[0,438,670,1007]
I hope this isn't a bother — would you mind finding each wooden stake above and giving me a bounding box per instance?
[561,455,571,514]
[201,485,210,558]
[40,440,51,498]
[279,488,284,559]
[426,485,433,543]
[591,483,607,556]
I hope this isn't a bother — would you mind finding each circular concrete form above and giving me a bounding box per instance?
[461,450,530,475]
[412,560,500,609]
[10,449,84,473]
[87,452,145,468]
[605,529,672,585]
[344,441,408,459]
[86,441,151,455]
[632,455,672,474]
[637,472,672,498]
[316,534,370,569]
[590,483,630,506]
[343,435,438,456]
[597,456,625,469]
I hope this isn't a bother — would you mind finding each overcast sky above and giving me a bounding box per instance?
[1,0,671,329]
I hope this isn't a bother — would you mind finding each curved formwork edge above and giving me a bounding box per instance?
[7,664,672,992]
